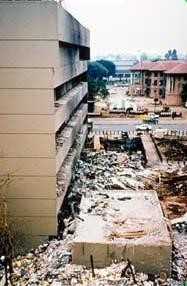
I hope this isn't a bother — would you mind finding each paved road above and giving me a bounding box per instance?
[91,119,187,132]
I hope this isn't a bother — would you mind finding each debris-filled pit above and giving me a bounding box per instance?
[155,137,187,163]
[1,135,187,286]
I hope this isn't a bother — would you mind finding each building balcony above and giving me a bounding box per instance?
[55,82,88,132]
[54,62,87,88]
[56,124,88,213]
[56,103,87,173]
[57,7,90,48]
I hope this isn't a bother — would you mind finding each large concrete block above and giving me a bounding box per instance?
[72,191,172,275]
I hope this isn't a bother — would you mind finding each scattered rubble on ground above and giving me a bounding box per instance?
[156,138,187,162]
[1,146,187,285]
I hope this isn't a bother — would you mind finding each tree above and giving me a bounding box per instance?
[150,55,162,62]
[97,60,116,76]
[165,49,178,60]
[171,49,178,60]
[88,61,108,80]
[88,61,110,100]
[88,79,109,99]
[140,52,148,61]
[165,50,172,60]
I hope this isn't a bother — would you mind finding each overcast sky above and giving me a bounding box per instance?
[62,0,187,58]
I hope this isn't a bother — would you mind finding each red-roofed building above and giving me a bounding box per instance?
[130,60,187,106]
[165,63,187,106]
[130,61,153,96]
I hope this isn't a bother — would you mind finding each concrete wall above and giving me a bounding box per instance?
[57,7,90,47]
[0,0,89,244]
[0,1,89,47]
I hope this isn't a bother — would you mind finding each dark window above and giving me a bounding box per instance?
[145,88,150,96]
[173,78,176,91]
[154,80,157,86]
[145,78,151,86]
[154,72,158,77]
[79,46,90,60]
[159,89,163,96]
[159,80,164,86]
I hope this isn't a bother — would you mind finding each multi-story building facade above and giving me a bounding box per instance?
[130,62,153,96]
[131,60,187,106]
[165,63,187,106]
[0,0,90,246]
[148,61,180,99]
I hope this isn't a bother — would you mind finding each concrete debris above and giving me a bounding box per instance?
[71,150,147,197]
[171,213,187,226]
[156,138,187,162]
[1,246,184,286]
[72,191,171,274]
[0,150,186,285]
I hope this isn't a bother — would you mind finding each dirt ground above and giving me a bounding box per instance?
[96,86,187,120]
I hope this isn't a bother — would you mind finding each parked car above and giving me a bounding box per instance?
[148,113,159,119]
[136,124,152,132]
[143,113,159,124]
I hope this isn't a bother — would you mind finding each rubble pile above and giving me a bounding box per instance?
[2,240,185,286]
[171,213,187,279]
[0,150,186,285]
[10,239,72,286]
[149,164,187,220]
[71,150,151,196]
[156,139,187,162]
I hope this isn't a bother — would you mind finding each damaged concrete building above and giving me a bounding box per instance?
[0,0,90,246]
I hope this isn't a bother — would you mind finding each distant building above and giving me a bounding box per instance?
[113,59,138,83]
[165,63,187,106]
[130,60,187,106]
[130,61,154,96]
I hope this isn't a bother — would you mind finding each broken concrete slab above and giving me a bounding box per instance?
[72,190,171,275]
[56,125,88,213]
[141,135,161,167]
